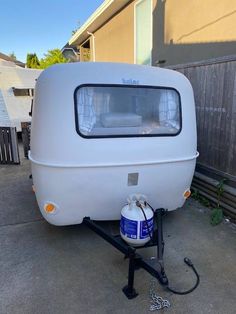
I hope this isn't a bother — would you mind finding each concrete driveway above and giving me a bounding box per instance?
[0,145,236,314]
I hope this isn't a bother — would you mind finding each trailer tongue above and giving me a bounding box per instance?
[83,206,199,300]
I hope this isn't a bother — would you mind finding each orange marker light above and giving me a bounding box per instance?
[183,190,191,199]
[44,203,56,213]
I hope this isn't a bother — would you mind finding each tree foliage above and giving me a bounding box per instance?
[71,20,81,35]
[9,52,17,60]
[26,49,68,69]
[39,49,68,69]
[26,53,40,68]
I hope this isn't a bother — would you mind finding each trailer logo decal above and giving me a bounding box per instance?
[122,78,139,85]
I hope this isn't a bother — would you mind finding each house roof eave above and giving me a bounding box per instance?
[69,0,132,46]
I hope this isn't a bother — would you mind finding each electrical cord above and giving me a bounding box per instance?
[166,257,200,295]
[146,202,169,218]
[136,201,153,240]
[146,201,155,214]
[138,201,200,295]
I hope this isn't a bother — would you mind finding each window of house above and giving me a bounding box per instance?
[80,38,91,62]
[135,0,152,65]
[75,85,181,138]
[12,88,34,97]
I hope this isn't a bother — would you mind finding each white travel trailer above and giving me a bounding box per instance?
[30,62,198,226]
[0,65,41,131]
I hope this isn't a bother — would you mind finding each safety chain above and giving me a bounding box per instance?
[149,278,171,311]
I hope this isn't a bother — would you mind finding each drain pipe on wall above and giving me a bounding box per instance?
[87,31,96,62]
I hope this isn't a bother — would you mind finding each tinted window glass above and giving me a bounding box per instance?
[75,85,181,137]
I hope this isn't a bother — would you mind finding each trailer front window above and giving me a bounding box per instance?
[75,85,181,138]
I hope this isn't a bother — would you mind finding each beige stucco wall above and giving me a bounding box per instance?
[164,0,236,44]
[152,0,236,66]
[92,1,135,63]
[77,0,236,66]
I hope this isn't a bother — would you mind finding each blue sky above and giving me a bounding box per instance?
[0,0,103,62]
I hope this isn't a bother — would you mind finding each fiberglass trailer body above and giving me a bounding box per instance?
[29,62,198,226]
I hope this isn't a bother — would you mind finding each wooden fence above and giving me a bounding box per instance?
[0,127,20,164]
[21,122,31,159]
[170,55,236,179]
[169,55,236,220]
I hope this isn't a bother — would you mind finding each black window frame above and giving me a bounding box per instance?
[74,83,182,139]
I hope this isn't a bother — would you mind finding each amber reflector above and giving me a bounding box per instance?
[184,190,191,199]
[44,203,55,213]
